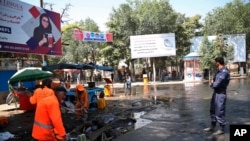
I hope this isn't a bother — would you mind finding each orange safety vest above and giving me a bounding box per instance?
[32,95,66,141]
[75,88,89,119]
[30,87,54,104]
[75,88,89,109]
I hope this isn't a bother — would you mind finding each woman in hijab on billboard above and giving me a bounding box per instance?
[33,13,54,48]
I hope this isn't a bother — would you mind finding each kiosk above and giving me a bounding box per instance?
[183,52,202,81]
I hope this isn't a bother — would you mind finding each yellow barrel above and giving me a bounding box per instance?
[104,85,111,97]
[143,74,148,84]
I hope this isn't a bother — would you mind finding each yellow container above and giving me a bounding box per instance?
[143,74,148,84]
[104,85,111,96]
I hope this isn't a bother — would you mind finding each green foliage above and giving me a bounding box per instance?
[199,35,215,70]
[175,14,203,69]
[199,34,234,71]
[104,0,199,71]
[204,0,250,53]
[47,19,100,65]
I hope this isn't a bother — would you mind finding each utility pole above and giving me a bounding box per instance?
[40,0,43,7]
[40,0,47,66]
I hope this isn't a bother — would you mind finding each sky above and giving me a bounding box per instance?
[20,0,234,32]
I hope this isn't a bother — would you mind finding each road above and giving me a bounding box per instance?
[114,78,250,141]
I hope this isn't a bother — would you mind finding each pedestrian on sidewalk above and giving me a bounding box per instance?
[204,57,230,135]
[124,73,132,95]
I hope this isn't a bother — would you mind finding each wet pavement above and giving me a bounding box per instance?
[1,78,250,141]
[113,78,250,141]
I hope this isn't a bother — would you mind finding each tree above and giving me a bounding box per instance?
[105,0,180,80]
[204,0,250,53]
[174,14,203,74]
[199,34,234,74]
[48,18,100,65]
[199,35,214,70]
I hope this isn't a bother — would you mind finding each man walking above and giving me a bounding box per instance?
[204,57,230,135]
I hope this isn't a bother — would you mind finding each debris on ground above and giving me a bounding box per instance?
[0,131,14,141]
[1,98,157,141]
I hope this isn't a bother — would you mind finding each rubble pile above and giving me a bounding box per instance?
[66,99,156,140]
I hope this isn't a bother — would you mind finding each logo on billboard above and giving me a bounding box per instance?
[164,39,173,48]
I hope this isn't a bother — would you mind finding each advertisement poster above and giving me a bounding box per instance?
[190,34,246,62]
[130,33,176,59]
[0,0,61,55]
[73,29,113,42]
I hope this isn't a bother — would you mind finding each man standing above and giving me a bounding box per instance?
[30,78,54,104]
[204,57,230,135]
[32,86,67,141]
[124,73,132,95]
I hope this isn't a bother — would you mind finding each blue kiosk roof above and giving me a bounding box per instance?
[183,52,201,60]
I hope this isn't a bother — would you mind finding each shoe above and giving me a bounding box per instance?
[203,127,215,132]
[204,122,216,132]
[213,129,224,135]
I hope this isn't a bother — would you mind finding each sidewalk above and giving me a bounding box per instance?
[1,76,248,113]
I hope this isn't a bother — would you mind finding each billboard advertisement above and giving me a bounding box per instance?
[0,0,61,55]
[130,33,176,59]
[73,29,113,42]
[190,34,246,62]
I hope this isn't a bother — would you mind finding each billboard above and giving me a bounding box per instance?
[0,0,61,55]
[73,29,113,42]
[130,33,176,59]
[190,34,246,62]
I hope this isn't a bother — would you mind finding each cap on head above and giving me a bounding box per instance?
[76,84,84,91]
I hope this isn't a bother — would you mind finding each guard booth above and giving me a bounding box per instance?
[183,52,203,81]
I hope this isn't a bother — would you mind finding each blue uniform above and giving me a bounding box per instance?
[210,67,230,125]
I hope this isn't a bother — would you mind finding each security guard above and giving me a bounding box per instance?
[204,57,230,135]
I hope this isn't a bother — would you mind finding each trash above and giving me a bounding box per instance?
[78,133,87,141]
[91,125,98,131]
[128,122,132,126]
[64,101,75,113]
[69,138,78,141]
[132,101,143,107]
[85,127,92,133]
[101,114,116,124]
[134,118,152,130]
[116,127,128,134]
[0,131,15,141]
[133,111,146,119]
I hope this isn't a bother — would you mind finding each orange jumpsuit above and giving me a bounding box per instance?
[75,88,89,119]
[32,94,66,141]
[30,86,54,104]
